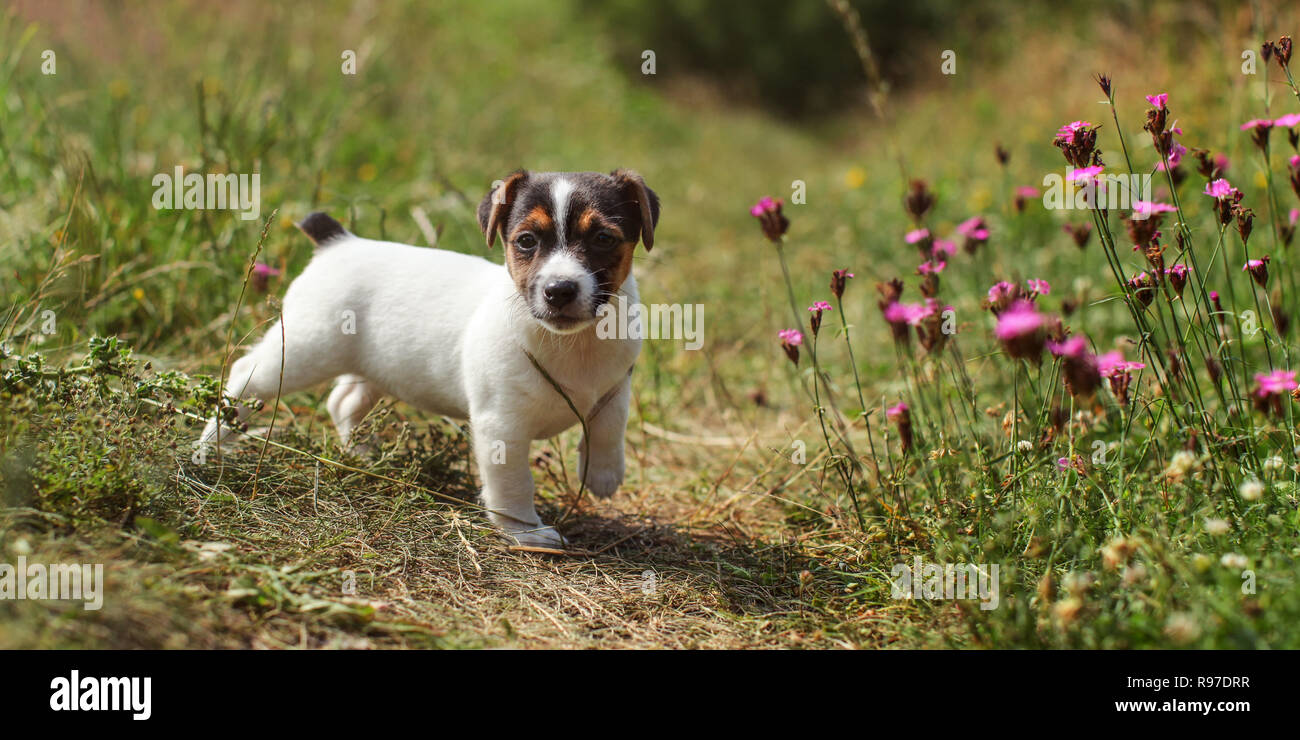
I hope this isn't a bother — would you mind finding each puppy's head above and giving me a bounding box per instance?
[477,169,659,334]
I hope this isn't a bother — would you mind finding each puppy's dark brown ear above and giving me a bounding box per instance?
[611,169,660,250]
[477,170,528,248]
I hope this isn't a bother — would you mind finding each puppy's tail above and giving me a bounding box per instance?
[296,212,350,247]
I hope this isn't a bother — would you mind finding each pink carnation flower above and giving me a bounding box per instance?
[1204,178,1236,199]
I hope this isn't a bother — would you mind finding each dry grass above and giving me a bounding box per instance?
[1,366,946,649]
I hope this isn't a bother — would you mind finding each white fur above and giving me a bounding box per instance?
[534,248,597,322]
[550,178,574,244]
[198,233,641,547]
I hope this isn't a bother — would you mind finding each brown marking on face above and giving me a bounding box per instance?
[581,240,637,302]
[606,241,636,292]
[514,205,553,237]
[575,210,623,242]
[502,206,555,298]
[504,242,542,298]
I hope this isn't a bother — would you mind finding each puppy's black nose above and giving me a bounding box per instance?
[543,280,579,308]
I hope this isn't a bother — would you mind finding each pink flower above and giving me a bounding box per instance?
[830,269,854,300]
[995,300,1049,363]
[1166,264,1190,295]
[1145,93,1169,109]
[751,196,789,242]
[886,401,913,452]
[1049,335,1103,397]
[905,228,931,244]
[1016,186,1041,197]
[1204,178,1236,199]
[995,301,1044,341]
[1156,141,1186,171]
[932,238,957,258]
[778,328,802,365]
[1241,118,1275,131]
[1256,369,1298,396]
[986,280,1019,312]
[1047,335,1088,358]
[1026,279,1051,296]
[1127,271,1157,307]
[1054,120,1094,146]
[917,260,946,275]
[885,301,934,326]
[807,301,833,313]
[956,216,987,238]
[1253,370,1296,415]
[1290,155,1300,170]
[1243,256,1271,286]
[1071,165,1105,182]
[1291,208,1300,226]
[1274,113,1300,128]
[956,217,990,255]
[1097,351,1145,377]
[750,196,777,217]
[1132,200,1177,217]
[251,261,280,292]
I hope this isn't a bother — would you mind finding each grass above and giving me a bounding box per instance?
[3,0,1300,648]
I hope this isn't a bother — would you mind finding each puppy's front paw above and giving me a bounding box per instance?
[581,462,624,499]
[505,524,568,549]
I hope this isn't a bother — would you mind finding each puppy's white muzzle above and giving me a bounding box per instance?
[529,249,597,333]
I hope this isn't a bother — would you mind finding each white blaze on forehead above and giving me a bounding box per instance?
[550,178,575,245]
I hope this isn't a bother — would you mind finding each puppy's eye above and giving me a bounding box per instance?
[515,234,538,251]
[593,232,617,248]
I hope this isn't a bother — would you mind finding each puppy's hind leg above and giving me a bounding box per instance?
[196,321,336,454]
[326,374,382,449]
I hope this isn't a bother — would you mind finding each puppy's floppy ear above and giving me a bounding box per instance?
[477,170,528,248]
[611,169,660,250]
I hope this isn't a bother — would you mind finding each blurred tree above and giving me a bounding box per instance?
[587,0,956,117]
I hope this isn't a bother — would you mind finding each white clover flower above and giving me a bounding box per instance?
[1220,553,1248,570]
[1204,518,1230,535]
[1062,571,1094,597]
[1238,478,1264,502]
[1122,563,1148,586]
[1164,613,1201,644]
[1263,455,1285,474]
[1017,439,1034,453]
[1165,450,1198,478]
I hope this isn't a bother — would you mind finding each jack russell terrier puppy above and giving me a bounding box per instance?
[198,169,659,547]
